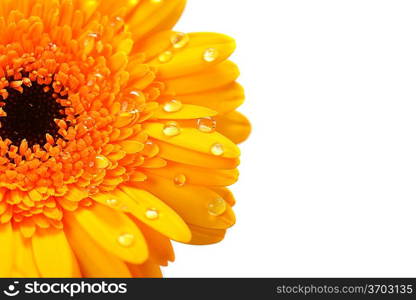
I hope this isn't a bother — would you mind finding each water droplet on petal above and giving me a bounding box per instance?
[210,143,224,156]
[203,48,219,62]
[129,90,142,98]
[95,73,104,81]
[163,121,181,137]
[118,233,135,247]
[88,32,99,39]
[197,117,217,133]
[48,43,57,51]
[171,32,189,49]
[163,99,183,113]
[208,198,227,216]
[145,209,159,220]
[150,0,163,3]
[106,199,119,207]
[95,155,110,169]
[158,51,173,63]
[174,174,187,187]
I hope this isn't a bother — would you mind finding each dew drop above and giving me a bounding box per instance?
[95,73,104,81]
[208,198,227,216]
[197,117,217,133]
[95,155,110,169]
[150,0,163,3]
[106,199,119,207]
[210,143,224,156]
[129,90,144,99]
[118,233,135,247]
[88,32,99,39]
[203,48,219,62]
[145,209,159,220]
[48,43,57,52]
[163,99,183,113]
[163,121,181,137]
[173,174,187,187]
[158,50,173,63]
[171,32,190,49]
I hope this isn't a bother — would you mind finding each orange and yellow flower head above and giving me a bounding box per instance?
[0,0,250,277]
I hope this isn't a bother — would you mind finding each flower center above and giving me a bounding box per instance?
[0,80,67,147]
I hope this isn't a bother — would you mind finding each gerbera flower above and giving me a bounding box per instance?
[0,0,250,277]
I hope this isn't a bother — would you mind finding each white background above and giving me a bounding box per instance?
[165,0,416,277]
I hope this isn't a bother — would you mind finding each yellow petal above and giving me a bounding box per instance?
[211,187,236,206]
[174,82,244,114]
[136,174,235,229]
[65,186,88,202]
[152,104,217,120]
[0,222,13,276]
[12,229,40,277]
[32,228,80,277]
[91,186,191,243]
[127,0,186,42]
[146,160,239,186]
[153,33,236,79]
[163,61,239,95]
[216,111,251,144]
[66,204,148,264]
[145,122,240,158]
[65,219,132,278]
[135,221,175,266]
[188,224,226,245]
[119,140,145,154]
[136,30,177,60]
[155,139,239,169]
[127,259,162,278]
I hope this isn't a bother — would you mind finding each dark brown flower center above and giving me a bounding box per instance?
[0,81,67,147]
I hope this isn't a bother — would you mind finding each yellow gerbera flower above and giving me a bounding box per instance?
[0,0,250,277]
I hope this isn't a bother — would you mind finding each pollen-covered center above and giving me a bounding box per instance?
[0,81,67,147]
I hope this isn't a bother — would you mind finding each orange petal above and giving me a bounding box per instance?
[136,174,235,230]
[188,224,226,245]
[216,111,251,144]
